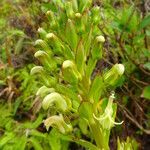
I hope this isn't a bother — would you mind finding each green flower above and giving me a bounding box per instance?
[93,93,123,130]
[43,114,72,133]
[42,92,68,112]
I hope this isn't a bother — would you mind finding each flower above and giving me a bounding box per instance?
[42,92,68,112]
[93,92,123,130]
[43,114,72,133]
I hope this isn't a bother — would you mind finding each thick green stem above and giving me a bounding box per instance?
[89,120,109,150]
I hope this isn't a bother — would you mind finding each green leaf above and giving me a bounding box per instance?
[65,19,78,52]
[139,15,150,30]
[78,102,93,121]
[142,86,150,100]
[75,41,85,75]
[28,138,43,150]
[88,75,104,103]
[14,136,27,150]
[0,133,15,148]
[48,129,62,150]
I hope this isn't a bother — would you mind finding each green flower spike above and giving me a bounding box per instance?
[93,92,123,130]
[43,114,72,133]
[42,92,68,112]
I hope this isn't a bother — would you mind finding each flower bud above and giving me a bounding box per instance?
[91,35,105,59]
[46,33,63,55]
[65,2,74,18]
[91,6,100,25]
[36,86,55,98]
[34,50,57,71]
[31,66,57,87]
[75,13,81,18]
[75,13,85,34]
[62,60,82,84]
[43,114,72,133]
[34,50,48,58]
[30,66,44,75]
[35,39,50,53]
[96,35,105,43]
[104,64,125,86]
[42,92,68,112]
[66,19,78,52]
[37,28,47,39]
[46,11,58,29]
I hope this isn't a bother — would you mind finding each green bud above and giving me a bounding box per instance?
[35,39,51,53]
[43,114,72,133]
[75,13,85,34]
[30,66,44,75]
[34,50,48,58]
[104,64,125,86]
[31,66,57,87]
[62,60,82,84]
[36,86,55,98]
[65,2,74,18]
[34,50,57,71]
[42,92,68,112]
[96,35,105,43]
[37,28,47,39]
[46,33,63,55]
[71,0,78,12]
[91,35,105,59]
[46,11,58,29]
[91,6,100,25]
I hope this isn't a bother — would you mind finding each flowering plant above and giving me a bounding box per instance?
[32,0,125,149]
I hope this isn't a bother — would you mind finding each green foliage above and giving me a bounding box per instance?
[1,0,150,149]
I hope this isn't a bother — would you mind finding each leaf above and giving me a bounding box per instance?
[78,102,93,121]
[48,129,62,150]
[75,40,85,75]
[65,19,78,52]
[28,138,43,150]
[142,86,150,100]
[0,133,15,148]
[14,136,27,150]
[139,15,150,30]
[88,75,104,103]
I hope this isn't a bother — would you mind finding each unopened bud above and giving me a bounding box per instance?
[36,86,55,97]
[30,66,44,75]
[34,50,48,58]
[96,35,105,43]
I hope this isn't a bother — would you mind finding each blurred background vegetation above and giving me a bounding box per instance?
[0,0,150,149]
